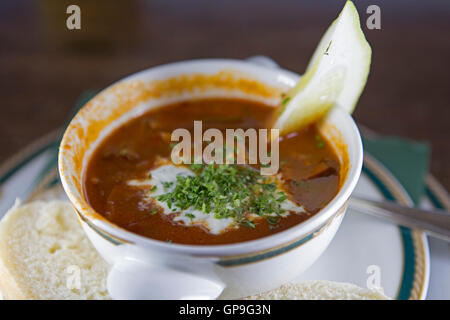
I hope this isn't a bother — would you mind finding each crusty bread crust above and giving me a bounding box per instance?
[0,200,28,299]
[243,280,390,300]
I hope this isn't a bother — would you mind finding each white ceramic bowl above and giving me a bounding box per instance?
[58,58,363,300]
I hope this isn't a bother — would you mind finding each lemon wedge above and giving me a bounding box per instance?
[273,1,372,134]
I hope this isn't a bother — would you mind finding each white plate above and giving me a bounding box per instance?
[0,130,448,299]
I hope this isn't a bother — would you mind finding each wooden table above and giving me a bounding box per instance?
[1,0,449,190]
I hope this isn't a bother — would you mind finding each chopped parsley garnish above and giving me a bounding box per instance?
[162,181,174,189]
[241,219,256,228]
[314,134,325,148]
[155,164,287,228]
[278,96,291,114]
[281,96,291,107]
[266,215,280,225]
[292,180,311,188]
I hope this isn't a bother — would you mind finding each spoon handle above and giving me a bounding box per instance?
[349,196,450,241]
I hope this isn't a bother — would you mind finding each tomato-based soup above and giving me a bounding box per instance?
[84,99,342,245]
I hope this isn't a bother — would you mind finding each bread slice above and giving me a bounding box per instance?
[0,200,110,300]
[244,280,390,300]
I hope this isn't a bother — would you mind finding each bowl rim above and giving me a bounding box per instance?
[58,58,363,257]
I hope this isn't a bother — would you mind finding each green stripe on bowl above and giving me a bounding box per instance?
[217,230,318,267]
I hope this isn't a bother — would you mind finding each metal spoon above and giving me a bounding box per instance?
[349,196,450,241]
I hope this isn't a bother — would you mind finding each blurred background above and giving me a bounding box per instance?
[0,0,449,189]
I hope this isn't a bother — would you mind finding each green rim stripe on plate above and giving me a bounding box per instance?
[426,188,445,210]
[362,166,415,300]
[0,141,57,185]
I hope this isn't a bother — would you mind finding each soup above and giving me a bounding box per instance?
[84,98,342,245]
